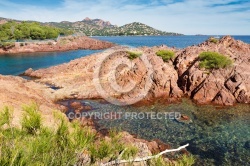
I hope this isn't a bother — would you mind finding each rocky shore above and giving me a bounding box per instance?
[0,36,115,54]
[24,36,250,106]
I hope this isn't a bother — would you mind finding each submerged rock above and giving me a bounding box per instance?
[245,141,250,149]
[176,114,193,124]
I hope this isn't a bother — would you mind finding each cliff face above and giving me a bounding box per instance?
[24,36,250,106]
[0,36,114,54]
[175,36,250,105]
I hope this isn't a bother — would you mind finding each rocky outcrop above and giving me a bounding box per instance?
[0,36,114,54]
[24,45,183,105]
[175,36,250,105]
[24,36,250,106]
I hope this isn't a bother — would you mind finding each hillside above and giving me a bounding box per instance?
[47,17,182,36]
[0,21,73,41]
[0,17,182,36]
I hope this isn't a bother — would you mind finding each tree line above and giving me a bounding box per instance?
[0,21,73,41]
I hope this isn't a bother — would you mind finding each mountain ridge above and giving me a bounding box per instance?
[0,17,183,36]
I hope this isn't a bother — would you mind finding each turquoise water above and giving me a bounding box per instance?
[61,99,250,166]
[0,50,100,75]
[1,36,249,75]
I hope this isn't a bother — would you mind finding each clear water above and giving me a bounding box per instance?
[0,50,100,75]
[93,35,250,48]
[61,99,250,166]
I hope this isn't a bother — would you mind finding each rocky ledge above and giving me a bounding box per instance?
[24,36,250,106]
[0,36,115,54]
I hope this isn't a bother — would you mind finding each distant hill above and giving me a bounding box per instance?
[116,22,178,36]
[47,17,182,36]
[0,17,182,36]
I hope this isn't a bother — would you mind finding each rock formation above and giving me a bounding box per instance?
[175,36,250,105]
[24,36,250,106]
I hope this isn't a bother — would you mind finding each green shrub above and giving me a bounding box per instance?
[148,156,168,166]
[209,38,218,44]
[198,51,233,69]
[21,103,42,135]
[90,140,113,161]
[175,154,195,166]
[0,42,15,50]
[0,106,12,128]
[156,50,175,62]
[71,120,95,149]
[148,154,195,166]
[121,146,138,160]
[127,51,142,60]
[89,129,129,162]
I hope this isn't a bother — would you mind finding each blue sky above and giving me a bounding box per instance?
[0,0,249,35]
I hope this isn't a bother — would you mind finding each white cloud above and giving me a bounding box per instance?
[0,0,249,35]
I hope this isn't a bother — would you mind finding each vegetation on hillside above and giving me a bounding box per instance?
[48,21,182,36]
[0,17,182,37]
[0,21,73,41]
[198,51,233,69]
[156,50,175,62]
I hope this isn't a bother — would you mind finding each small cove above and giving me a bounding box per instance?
[59,98,250,166]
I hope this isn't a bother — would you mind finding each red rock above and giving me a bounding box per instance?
[82,105,92,111]
[181,115,190,120]
[175,36,250,105]
[0,36,114,54]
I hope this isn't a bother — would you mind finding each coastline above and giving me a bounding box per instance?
[0,36,115,55]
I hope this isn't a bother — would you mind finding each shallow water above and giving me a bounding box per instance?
[60,99,250,166]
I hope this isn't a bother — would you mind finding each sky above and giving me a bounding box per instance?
[0,0,249,35]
